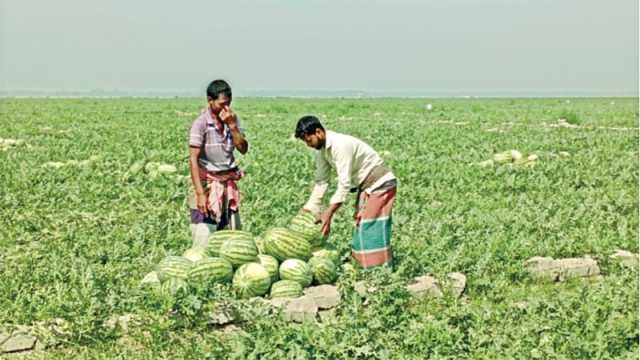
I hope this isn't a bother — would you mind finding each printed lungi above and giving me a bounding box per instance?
[351,184,397,268]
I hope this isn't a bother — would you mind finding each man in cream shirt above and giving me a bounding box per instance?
[295,115,398,268]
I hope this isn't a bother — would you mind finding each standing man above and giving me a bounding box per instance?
[188,80,248,247]
[295,115,397,268]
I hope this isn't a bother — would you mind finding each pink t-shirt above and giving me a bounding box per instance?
[189,108,244,173]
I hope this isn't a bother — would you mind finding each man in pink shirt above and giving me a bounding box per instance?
[188,80,248,246]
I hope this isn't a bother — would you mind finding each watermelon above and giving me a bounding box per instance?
[308,256,338,284]
[207,230,254,257]
[312,248,341,266]
[279,259,313,287]
[289,212,325,248]
[161,277,189,296]
[219,236,258,268]
[156,256,193,282]
[232,263,272,299]
[187,257,234,286]
[258,254,279,282]
[263,228,312,261]
[182,247,207,262]
[270,280,304,299]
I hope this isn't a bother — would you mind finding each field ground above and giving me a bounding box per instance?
[0,97,638,358]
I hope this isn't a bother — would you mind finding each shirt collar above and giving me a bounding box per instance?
[324,130,335,150]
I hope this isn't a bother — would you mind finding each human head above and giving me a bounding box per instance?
[295,115,326,150]
[206,79,232,114]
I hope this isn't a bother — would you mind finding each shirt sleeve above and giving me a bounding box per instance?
[189,118,206,147]
[329,142,354,205]
[303,152,331,214]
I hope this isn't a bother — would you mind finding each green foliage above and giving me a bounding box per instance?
[558,109,581,125]
[0,97,637,357]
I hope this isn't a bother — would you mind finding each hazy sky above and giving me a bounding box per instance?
[0,0,637,95]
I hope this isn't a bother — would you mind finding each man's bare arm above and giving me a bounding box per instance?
[189,147,208,214]
[219,106,248,154]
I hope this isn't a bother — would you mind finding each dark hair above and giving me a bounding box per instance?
[295,115,325,139]
[206,79,232,101]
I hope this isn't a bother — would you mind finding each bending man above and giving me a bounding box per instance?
[295,115,397,268]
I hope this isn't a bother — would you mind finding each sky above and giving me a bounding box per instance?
[0,0,637,96]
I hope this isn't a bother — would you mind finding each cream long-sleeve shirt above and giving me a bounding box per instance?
[303,130,396,214]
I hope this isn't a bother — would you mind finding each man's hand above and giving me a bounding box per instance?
[219,106,237,128]
[196,193,208,215]
[318,211,333,236]
[315,203,342,237]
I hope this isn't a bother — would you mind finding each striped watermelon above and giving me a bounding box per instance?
[232,263,272,299]
[161,277,189,296]
[182,247,207,262]
[312,248,341,266]
[309,256,338,284]
[289,212,325,248]
[258,254,280,282]
[270,280,304,299]
[187,257,234,286]
[219,236,258,268]
[207,230,254,257]
[263,228,312,261]
[156,256,193,282]
[279,259,313,287]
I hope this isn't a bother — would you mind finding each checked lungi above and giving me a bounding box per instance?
[188,168,242,247]
[351,181,397,268]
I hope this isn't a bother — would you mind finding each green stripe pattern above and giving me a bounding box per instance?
[219,236,259,268]
[156,256,193,282]
[289,212,325,248]
[232,263,272,299]
[309,256,338,285]
[258,254,280,282]
[187,257,234,285]
[264,228,312,261]
[279,259,313,287]
[270,280,304,299]
[207,230,254,257]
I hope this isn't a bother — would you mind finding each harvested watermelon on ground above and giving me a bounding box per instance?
[257,254,280,282]
[312,248,341,266]
[270,280,304,299]
[207,230,254,257]
[289,212,326,248]
[232,262,272,299]
[263,227,312,261]
[219,236,259,268]
[187,257,234,286]
[308,256,338,284]
[279,259,313,287]
[156,256,193,282]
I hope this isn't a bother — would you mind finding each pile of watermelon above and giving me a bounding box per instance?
[144,212,341,299]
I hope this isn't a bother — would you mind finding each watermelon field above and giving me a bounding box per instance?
[0,97,638,358]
